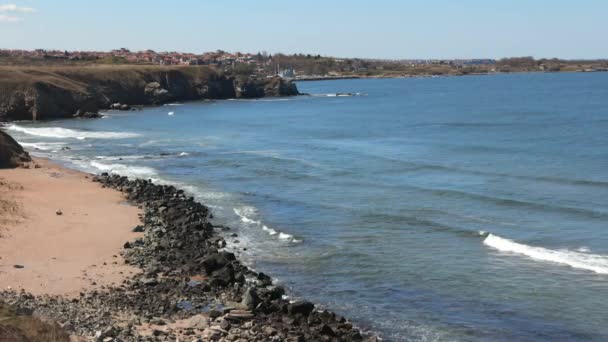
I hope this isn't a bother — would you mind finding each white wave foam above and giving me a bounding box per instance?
[240,216,258,224]
[483,234,608,274]
[233,207,301,243]
[89,161,158,177]
[20,142,66,151]
[6,124,139,139]
[263,225,278,236]
[95,155,149,161]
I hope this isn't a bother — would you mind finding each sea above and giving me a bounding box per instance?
[5,72,608,341]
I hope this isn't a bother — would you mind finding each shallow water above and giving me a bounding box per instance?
[6,72,608,341]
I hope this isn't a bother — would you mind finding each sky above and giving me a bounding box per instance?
[0,0,607,59]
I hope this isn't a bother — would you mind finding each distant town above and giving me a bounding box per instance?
[1,48,607,79]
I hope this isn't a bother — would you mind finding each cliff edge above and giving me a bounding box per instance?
[0,66,299,121]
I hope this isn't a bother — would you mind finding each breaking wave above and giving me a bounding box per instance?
[233,207,301,243]
[19,141,67,151]
[89,161,158,177]
[6,124,139,139]
[483,233,608,274]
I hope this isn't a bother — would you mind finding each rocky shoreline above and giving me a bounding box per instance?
[1,173,376,341]
[0,66,299,121]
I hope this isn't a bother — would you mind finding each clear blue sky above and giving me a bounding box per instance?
[1,0,606,59]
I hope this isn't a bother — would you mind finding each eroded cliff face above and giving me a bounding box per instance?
[0,66,299,121]
[233,76,299,98]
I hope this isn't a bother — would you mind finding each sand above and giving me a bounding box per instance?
[0,158,142,296]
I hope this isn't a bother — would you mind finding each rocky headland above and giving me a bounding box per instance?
[0,66,299,121]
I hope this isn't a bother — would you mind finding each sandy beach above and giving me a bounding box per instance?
[0,158,142,296]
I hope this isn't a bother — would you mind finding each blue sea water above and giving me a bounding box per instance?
[5,72,608,341]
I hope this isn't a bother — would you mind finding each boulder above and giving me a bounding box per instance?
[144,82,172,104]
[183,314,209,329]
[209,264,235,287]
[0,130,32,168]
[241,287,259,310]
[201,252,236,274]
[288,301,315,317]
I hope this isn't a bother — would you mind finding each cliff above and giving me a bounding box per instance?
[0,66,299,121]
[0,130,31,168]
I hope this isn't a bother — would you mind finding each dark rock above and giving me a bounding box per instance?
[139,278,158,286]
[241,287,259,310]
[13,264,24,269]
[257,272,272,286]
[131,225,145,233]
[288,301,315,317]
[0,131,31,168]
[319,324,336,337]
[201,252,235,274]
[144,82,172,104]
[208,310,222,319]
[209,264,235,287]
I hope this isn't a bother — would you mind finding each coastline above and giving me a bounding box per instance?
[0,65,299,122]
[293,69,607,82]
[0,155,375,341]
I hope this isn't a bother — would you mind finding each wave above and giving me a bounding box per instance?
[310,93,365,97]
[95,155,151,161]
[19,142,67,151]
[324,148,608,189]
[6,124,139,139]
[409,186,608,220]
[89,161,158,177]
[483,234,608,274]
[233,207,301,243]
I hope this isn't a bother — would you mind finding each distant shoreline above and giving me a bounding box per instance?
[294,69,608,82]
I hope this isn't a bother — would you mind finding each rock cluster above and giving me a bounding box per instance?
[1,173,375,341]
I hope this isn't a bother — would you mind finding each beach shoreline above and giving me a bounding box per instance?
[0,155,374,341]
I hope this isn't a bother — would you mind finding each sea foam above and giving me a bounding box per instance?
[19,142,66,151]
[483,233,608,274]
[6,124,139,139]
[233,207,301,243]
[89,161,158,177]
